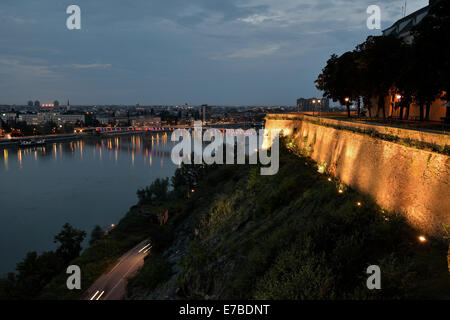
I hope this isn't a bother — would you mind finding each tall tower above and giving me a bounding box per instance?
[66,99,71,112]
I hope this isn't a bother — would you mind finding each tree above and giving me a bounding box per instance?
[355,36,403,119]
[316,52,359,118]
[412,0,450,120]
[89,225,104,245]
[137,178,170,204]
[54,223,86,264]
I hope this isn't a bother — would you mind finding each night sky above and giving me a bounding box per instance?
[0,0,428,105]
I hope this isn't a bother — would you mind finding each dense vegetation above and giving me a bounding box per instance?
[127,140,449,300]
[0,223,86,299]
[316,0,450,120]
[2,139,448,300]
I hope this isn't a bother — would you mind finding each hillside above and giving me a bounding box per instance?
[125,141,449,300]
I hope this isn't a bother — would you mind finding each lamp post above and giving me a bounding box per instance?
[317,99,321,118]
[395,94,402,119]
[345,97,351,118]
[312,99,316,116]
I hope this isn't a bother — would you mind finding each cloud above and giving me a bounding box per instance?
[71,63,112,69]
[0,57,58,79]
[218,44,280,59]
[0,0,432,104]
[238,14,283,25]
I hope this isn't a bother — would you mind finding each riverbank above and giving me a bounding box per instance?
[0,133,177,278]
[28,139,450,300]
[0,134,81,148]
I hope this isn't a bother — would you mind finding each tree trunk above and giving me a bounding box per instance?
[404,96,411,120]
[446,106,450,123]
[399,103,404,120]
[364,96,372,118]
[425,102,431,121]
[419,102,424,121]
[357,98,361,118]
[378,95,386,119]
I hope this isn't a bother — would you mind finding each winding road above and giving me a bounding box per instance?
[83,239,152,300]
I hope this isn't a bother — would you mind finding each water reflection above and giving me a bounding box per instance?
[0,132,174,170]
[0,133,177,275]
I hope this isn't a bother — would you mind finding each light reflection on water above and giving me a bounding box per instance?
[0,133,176,275]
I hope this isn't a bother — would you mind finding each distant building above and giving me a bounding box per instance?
[383,0,440,44]
[202,104,212,123]
[380,0,447,122]
[297,98,329,112]
[66,100,71,112]
[17,113,85,126]
[41,103,55,110]
[54,114,85,125]
[1,112,17,123]
[131,116,161,127]
[18,113,52,125]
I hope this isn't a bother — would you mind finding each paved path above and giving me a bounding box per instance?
[83,239,152,300]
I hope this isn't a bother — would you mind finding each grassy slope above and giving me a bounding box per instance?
[38,204,163,299]
[40,142,449,300]
[129,144,450,300]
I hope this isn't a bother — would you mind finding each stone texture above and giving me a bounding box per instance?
[266,116,450,236]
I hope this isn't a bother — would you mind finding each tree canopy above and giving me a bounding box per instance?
[316,1,449,121]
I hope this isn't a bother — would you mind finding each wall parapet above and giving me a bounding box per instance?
[265,114,450,237]
[266,113,450,155]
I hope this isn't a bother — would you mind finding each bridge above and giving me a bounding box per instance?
[84,122,264,136]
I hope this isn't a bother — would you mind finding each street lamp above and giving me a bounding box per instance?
[344,98,351,118]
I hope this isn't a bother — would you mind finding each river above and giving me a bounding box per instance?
[0,133,177,275]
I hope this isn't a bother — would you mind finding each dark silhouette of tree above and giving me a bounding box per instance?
[137,178,170,204]
[0,224,86,299]
[316,52,359,118]
[54,223,86,264]
[90,225,104,245]
[412,0,450,120]
[355,36,403,119]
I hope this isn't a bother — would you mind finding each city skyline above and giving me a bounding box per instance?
[0,0,429,105]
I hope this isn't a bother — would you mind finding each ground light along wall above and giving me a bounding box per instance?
[265,115,450,237]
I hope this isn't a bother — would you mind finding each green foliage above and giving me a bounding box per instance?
[174,145,449,300]
[178,240,215,275]
[0,223,84,300]
[317,2,450,121]
[127,255,172,294]
[89,225,104,245]
[54,223,86,264]
[137,177,170,204]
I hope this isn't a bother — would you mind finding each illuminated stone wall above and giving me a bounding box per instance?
[265,115,450,236]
